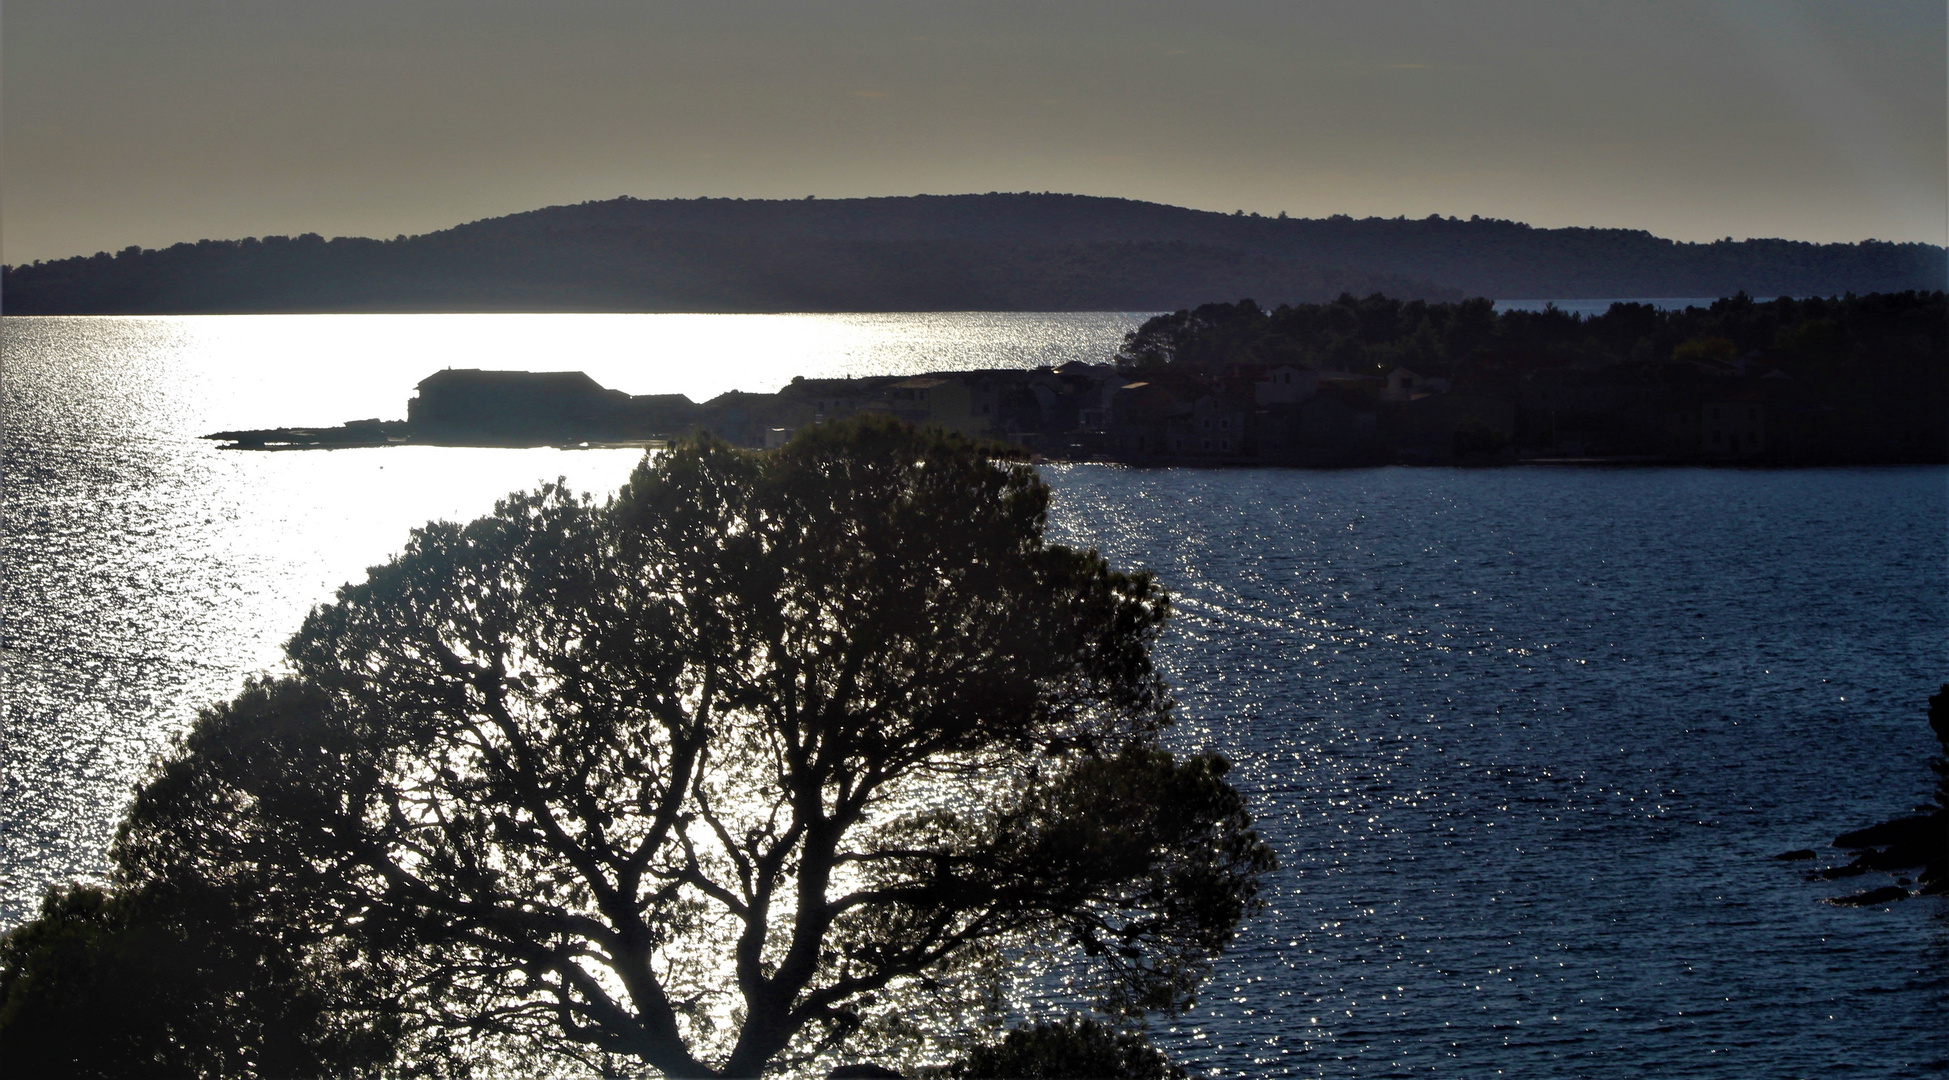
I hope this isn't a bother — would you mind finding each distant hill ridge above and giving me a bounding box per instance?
[5,193,1943,314]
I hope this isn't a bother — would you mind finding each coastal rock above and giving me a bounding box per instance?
[1833,814,1939,851]
[1825,885,1909,907]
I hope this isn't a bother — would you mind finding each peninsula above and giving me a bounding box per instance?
[206,290,1947,466]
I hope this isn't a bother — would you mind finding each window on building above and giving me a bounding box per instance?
[1202,439,1212,451]
[1220,439,1231,451]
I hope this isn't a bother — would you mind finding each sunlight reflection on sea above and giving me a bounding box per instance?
[1034,463,1947,1077]
[0,312,1140,924]
[5,314,1946,1078]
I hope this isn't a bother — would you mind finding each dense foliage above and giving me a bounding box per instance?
[5,193,1941,314]
[938,1016,1187,1079]
[0,417,1272,1077]
[1118,291,1948,381]
[0,881,398,1078]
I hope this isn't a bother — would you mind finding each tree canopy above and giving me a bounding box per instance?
[1,417,1271,1077]
[938,1016,1188,1079]
[1117,291,1947,381]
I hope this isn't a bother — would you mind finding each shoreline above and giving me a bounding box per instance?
[200,423,1940,469]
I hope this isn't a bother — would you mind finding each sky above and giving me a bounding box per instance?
[4,0,1945,265]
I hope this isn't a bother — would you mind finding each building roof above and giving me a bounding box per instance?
[778,376,891,398]
[416,369,611,394]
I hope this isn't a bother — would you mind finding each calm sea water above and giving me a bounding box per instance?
[4,315,1945,1077]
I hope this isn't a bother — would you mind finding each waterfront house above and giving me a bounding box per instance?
[781,377,890,426]
[1702,399,1765,459]
[1255,364,1318,405]
[887,376,985,436]
[1382,367,1424,402]
[1254,388,1389,465]
[622,393,701,436]
[1105,379,1193,459]
[409,369,629,443]
[1167,394,1249,457]
[1392,393,1517,462]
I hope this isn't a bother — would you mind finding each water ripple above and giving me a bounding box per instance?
[4,317,1945,1077]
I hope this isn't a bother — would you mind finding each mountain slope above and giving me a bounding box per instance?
[5,193,1941,314]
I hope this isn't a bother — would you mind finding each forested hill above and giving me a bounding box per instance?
[5,193,1943,314]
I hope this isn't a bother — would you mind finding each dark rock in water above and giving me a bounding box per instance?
[202,418,410,450]
[1827,885,1910,907]
[1829,809,1947,884]
[1858,846,1930,872]
[1807,812,1947,883]
[1793,686,1949,904]
[1834,814,1939,851]
[1773,849,1817,861]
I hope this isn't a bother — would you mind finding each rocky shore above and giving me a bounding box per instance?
[1780,685,1949,907]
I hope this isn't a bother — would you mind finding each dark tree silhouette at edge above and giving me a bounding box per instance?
[1,417,1272,1077]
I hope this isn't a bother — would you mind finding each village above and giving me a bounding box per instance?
[226,347,1914,466]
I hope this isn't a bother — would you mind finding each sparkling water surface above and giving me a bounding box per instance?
[1040,465,1946,1077]
[4,314,1945,1077]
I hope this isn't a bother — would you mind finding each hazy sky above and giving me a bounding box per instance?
[5,1,1944,264]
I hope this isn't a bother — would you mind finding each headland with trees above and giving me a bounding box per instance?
[208,291,1948,467]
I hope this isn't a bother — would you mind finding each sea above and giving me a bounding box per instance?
[3,312,1944,1077]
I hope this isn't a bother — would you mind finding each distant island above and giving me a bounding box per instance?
[208,291,1947,467]
[9,193,1945,314]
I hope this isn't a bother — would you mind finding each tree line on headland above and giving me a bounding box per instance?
[1119,290,1944,378]
[5,193,1943,314]
[212,290,1940,467]
[1096,290,1945,465]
